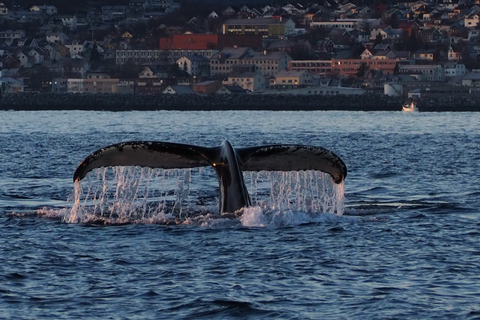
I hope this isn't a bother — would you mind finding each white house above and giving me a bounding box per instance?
[207,11,219,19]
[58,15,77,31]
[370,28,388,41]
[27,48,46,65]
[283,3,305,15]
[468,29,480,41]
[444,62,467,78]
[16,50,35,68]
[0,2,8,14]
[46,31,68,44]
[448,46,462,61]
[138,66,168,79]
[65,40,86,58]
[360,48,373,59]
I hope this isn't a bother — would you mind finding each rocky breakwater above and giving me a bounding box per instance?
[417,96,480,112]
[1,92,405,111]
[1,92,479,111]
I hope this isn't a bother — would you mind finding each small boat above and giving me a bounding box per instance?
[402,99,418,112]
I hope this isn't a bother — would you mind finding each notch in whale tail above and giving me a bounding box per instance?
[73,140,347,214]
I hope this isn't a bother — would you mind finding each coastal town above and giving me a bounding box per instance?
[1,0,480,110]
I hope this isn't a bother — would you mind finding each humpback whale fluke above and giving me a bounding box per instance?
[73,140,347,214]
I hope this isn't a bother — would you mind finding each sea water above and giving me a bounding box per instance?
[1,110,479,319]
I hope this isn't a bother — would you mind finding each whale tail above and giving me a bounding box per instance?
[73,140,346,213]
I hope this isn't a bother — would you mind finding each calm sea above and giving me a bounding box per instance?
[1,110,479,319]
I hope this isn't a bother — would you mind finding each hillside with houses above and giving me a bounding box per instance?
[1,0,480,105]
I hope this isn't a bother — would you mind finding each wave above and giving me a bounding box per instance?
[164,298,281,319]
[344,198,474,217]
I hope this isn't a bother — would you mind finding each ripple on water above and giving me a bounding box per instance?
[1,111,480,319]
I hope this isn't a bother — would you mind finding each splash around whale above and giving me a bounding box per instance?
[73,140,347,215]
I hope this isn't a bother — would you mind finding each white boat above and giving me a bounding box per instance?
[402,99,418,112]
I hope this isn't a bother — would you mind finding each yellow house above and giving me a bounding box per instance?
[273,70,315,88]
[56,43,69,58]
[122,31,133,39]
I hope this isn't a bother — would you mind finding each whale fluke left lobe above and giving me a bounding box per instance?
[73,141,216,182]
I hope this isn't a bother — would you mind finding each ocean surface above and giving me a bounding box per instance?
[1,110,479,319]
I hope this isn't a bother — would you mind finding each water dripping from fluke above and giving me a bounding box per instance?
[61,167,346,227]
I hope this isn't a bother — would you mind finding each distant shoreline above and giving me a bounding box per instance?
[1,92,479,112]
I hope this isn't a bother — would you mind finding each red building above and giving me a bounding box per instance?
[159,34,219,50]
[159,34,263,51]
